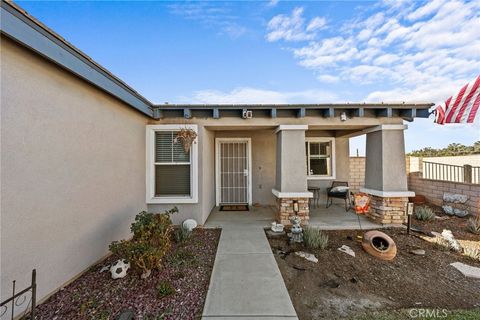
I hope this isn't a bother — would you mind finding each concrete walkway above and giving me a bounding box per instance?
[203,207,298,319]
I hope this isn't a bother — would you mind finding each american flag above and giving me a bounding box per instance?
[434,75,480,125]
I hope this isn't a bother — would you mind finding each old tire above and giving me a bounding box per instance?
[362,230,397,261]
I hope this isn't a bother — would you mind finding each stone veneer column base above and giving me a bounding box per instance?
[276,197,309,225]
[367,195,408,224]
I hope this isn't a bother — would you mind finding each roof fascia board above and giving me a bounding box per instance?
[1,2,153,117]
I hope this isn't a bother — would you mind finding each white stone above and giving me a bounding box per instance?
[99,265,110,273]
[410,249,426,256]
[338,245,356,257]
[110,259,130,279]
[295,251,318,263]
[271,222,284,232]
[440,229,462,252]
[450,262,480,279]
[182,219,197,231]
[443,193,468,204]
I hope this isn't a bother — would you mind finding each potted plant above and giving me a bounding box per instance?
[174,128,197,152]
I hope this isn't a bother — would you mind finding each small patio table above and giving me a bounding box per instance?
[308,187,321,208]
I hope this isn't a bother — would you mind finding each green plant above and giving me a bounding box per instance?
[466,215,480,234]
[167,249,196,267]
[174,225,192,243]
[157,281,175,298]
[109,207,178,278]
[303,227,329,250]
[415,206,435,221]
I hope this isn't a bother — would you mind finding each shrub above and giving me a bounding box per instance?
[415,206,435,221]
[109,207,178,278]
[463,247,480,261]
[303,227,329,250]
[167,249,196,267]
[174,225,192,243]
[157,281,175,298]
[466,215,480,234]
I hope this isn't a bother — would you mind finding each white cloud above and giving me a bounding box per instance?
[266,7,327,42]
[177,87,338,104]
[317,74,339,83]
[306,17,327,32]
[267,0,279,8]
[168,2,247,39]
[270,0,480,103]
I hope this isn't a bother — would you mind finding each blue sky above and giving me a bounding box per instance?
[17,0,480,154]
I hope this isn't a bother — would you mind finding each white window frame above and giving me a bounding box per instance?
[146,124,198,204]
[305,137,336,180]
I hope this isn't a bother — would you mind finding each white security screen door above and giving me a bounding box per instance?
[216,139,251,205]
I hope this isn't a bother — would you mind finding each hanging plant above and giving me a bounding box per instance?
[174,128,197,152]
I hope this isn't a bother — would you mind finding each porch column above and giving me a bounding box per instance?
[272,125,313,225]
[361,125,414,224]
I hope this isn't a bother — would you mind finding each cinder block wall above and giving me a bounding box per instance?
[349,156,366,192]
[348,156,480,215]
[409,172,479,215]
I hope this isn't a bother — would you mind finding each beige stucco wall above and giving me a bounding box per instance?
[1,38,148,304]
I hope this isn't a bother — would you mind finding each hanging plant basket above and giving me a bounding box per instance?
[174,128,197,152]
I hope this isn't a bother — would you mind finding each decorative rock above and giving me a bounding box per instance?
[271,222,284,232]
[454,208,469,217]
[295,251,318,263]
[434,215,450,221]
[450,262,480,279]
[442,205,455,215]
[338,245,355,257]
[266,230,286,237]
[440,229,462,252]
[182,219,197,231]
[110,259,130,279]
[99,265,110,273]
[410,249,426,256]
[443,193,468,204]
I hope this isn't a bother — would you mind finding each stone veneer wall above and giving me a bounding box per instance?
[276,197,309,225]
[366,196,409,224]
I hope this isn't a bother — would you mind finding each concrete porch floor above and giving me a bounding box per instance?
[205,203,383,230]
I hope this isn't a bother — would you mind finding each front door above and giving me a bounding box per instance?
[216,138,251,206]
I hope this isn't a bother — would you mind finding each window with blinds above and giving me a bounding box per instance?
[306,141,332,176]
[154,131,191,197]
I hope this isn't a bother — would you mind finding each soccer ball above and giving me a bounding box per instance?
[110,259,130,279]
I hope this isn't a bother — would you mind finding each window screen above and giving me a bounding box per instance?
[154,131,191,196]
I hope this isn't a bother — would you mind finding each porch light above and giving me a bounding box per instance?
[340,112,347,121]
[293,200,299,214]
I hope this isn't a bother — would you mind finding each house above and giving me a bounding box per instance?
[0,1,433,307]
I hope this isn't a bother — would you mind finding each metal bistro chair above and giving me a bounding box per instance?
[326,181,351,211]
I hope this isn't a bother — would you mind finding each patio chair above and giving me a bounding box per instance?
[326,181,351,211]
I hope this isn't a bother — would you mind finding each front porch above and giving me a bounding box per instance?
[205,204,382,230]
[205,123,413,228]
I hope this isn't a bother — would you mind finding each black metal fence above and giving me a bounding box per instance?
[0,270,36,320]
[423,161,480,184]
